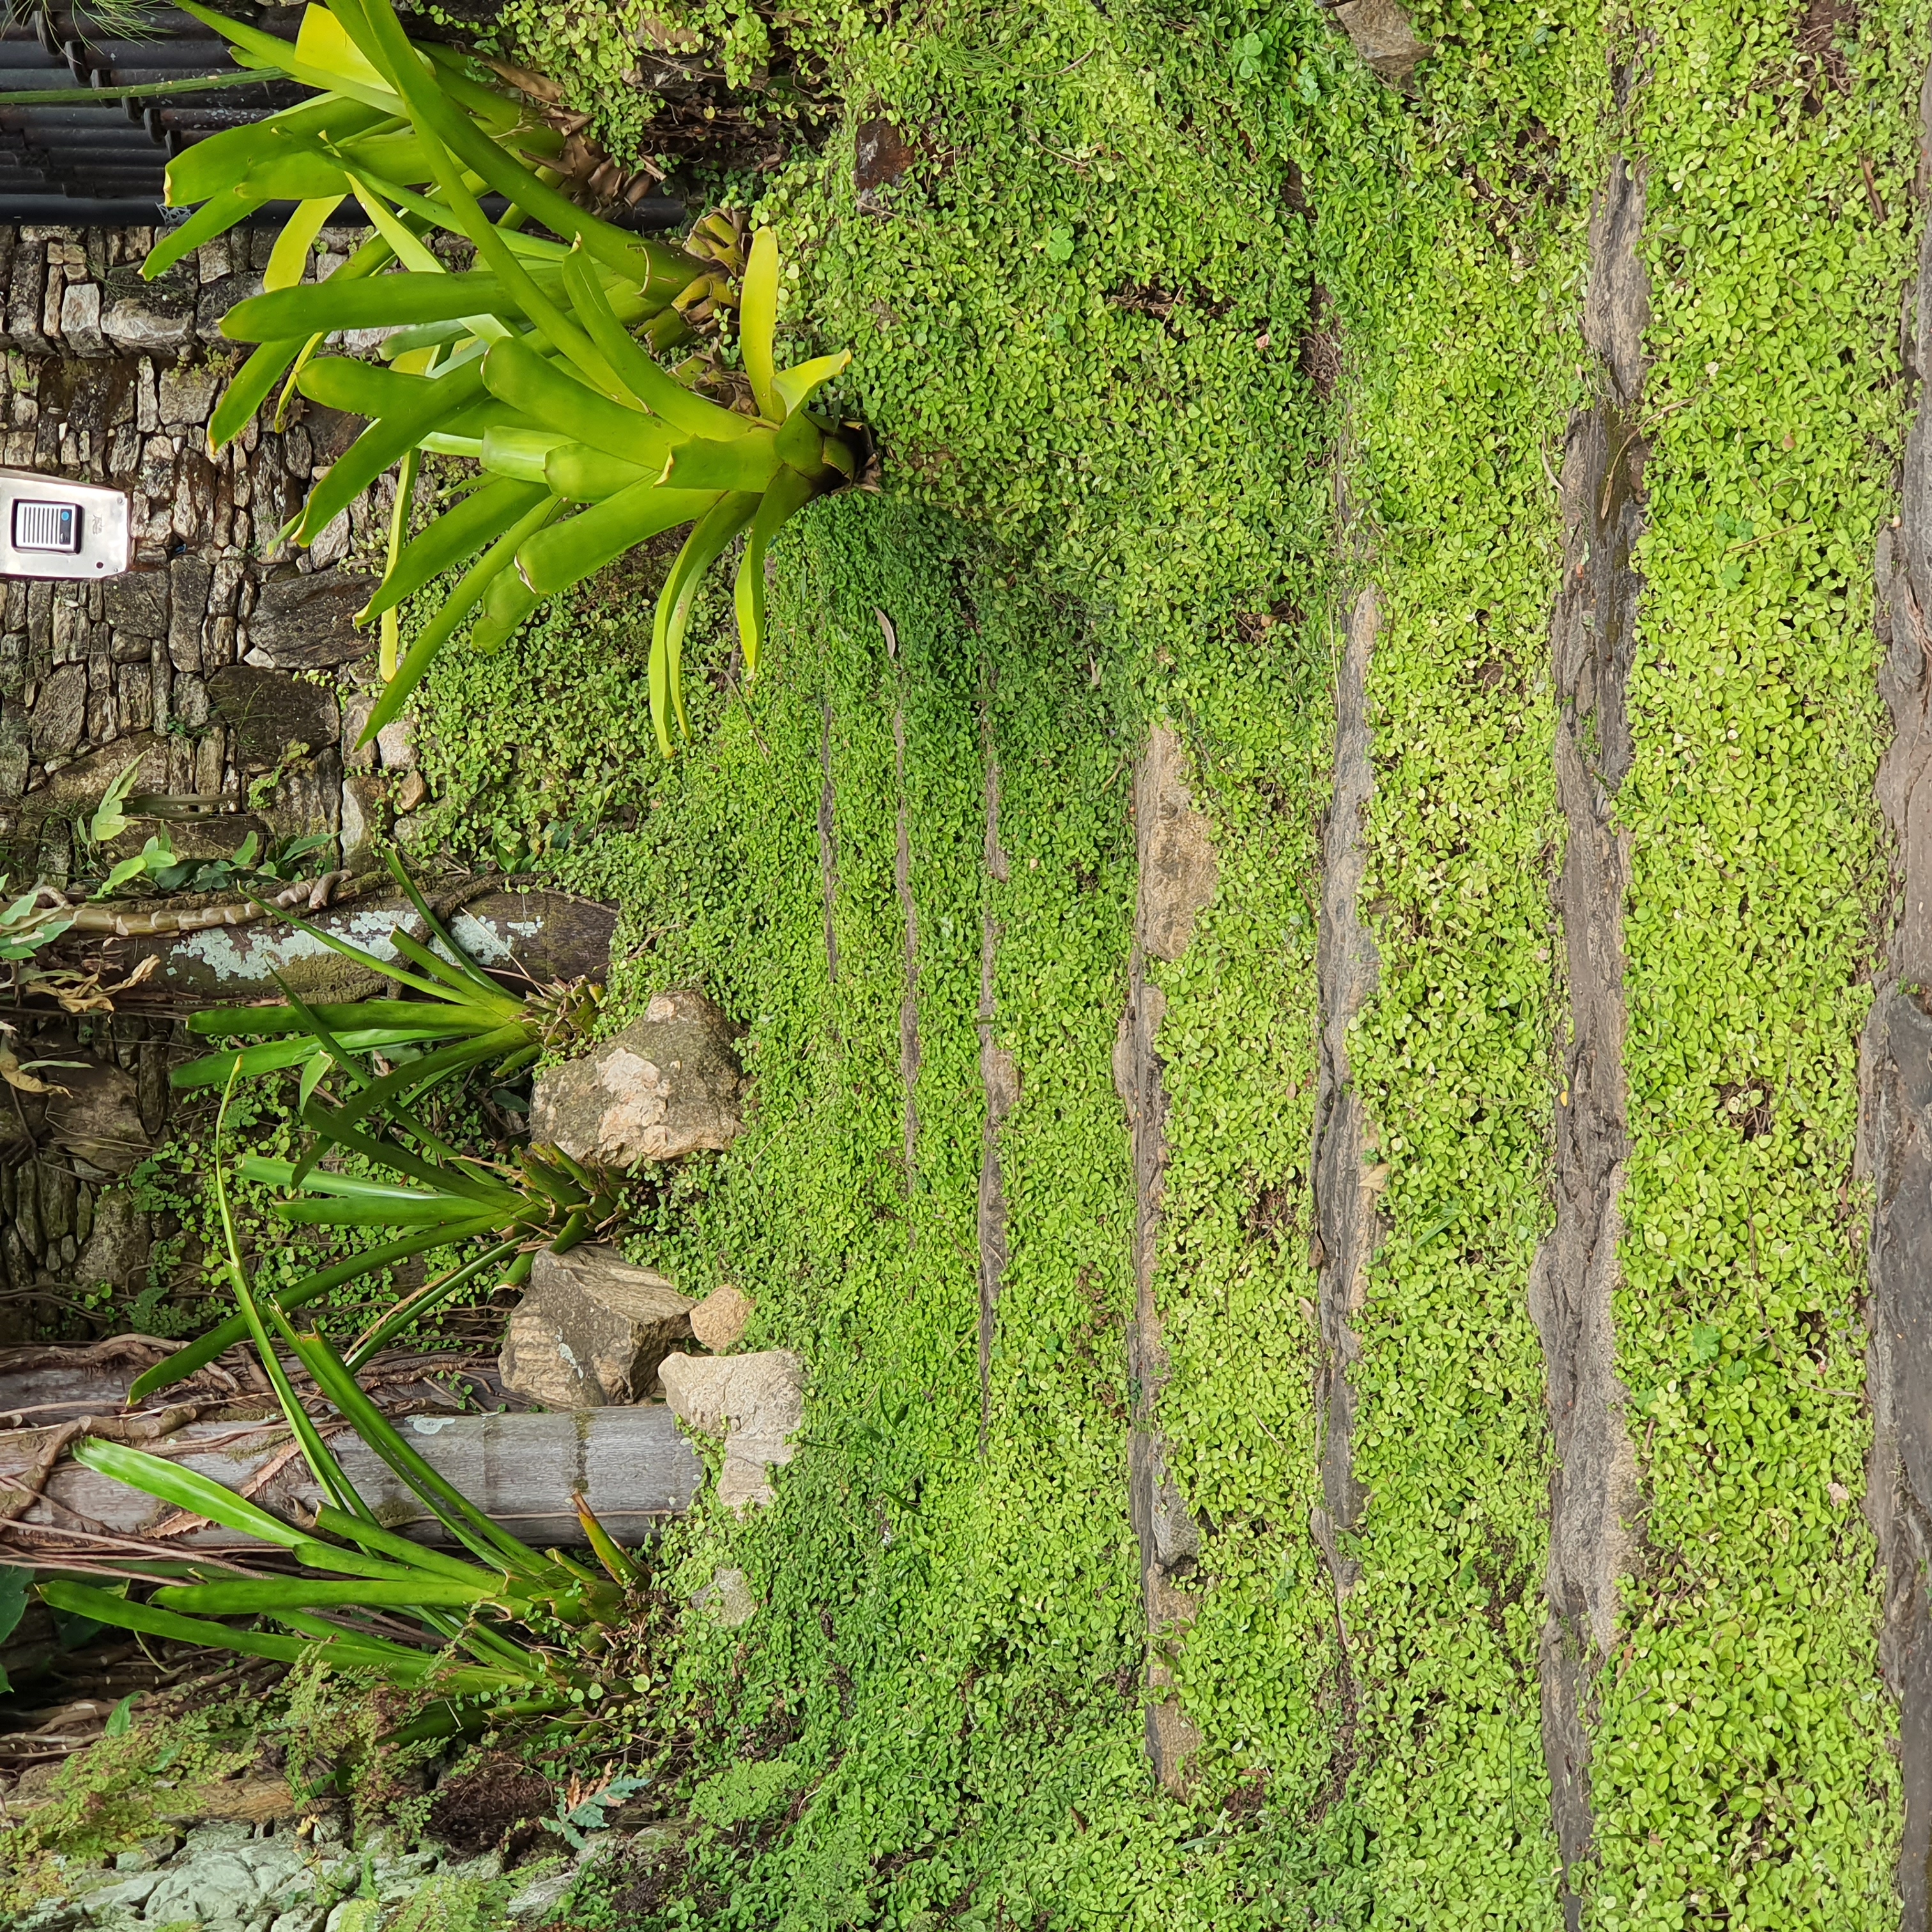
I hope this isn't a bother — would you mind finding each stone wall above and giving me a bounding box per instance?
[0,220,418,891]
[0,1011,177,1343]
[0,219,420,1340]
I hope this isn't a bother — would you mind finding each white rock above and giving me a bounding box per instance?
[103,300,194,359]
[59,279,106,356]
[693,1565,758,1628]
[374,716,414,770]
[72,1870,158,1917]
[114,1837,178,1874]
[371,1850,438,1900]
[178,1819,254,1855]
[660,1351,804,1512]
[142,1850,287,1925]
[689,1283,754,1353]
[528,991,743,1169]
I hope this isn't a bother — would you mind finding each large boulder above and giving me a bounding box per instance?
[498,1245,696,1409]
[660,1350,804,1513]
[529,990,743,1169]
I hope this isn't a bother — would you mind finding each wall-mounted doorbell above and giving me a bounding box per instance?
[0,470,131,580]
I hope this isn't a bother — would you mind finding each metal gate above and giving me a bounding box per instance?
[0,3,296,224]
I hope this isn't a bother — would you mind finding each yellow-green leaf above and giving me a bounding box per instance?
[264,194,345,293]
[773,349,852,420]
[740,228,781,421]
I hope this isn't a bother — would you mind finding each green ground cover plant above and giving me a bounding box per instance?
[369,0,1932,1909]
[1308,34,1607,1932]
[33,0,1925,1917]
[1584,3,1920,1923]
[417,502,1377,1924]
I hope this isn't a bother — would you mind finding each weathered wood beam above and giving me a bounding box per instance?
[2,1406,702,1552]
[41,884,617,1006]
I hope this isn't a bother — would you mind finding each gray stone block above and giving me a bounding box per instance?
[28,663,87,760]
[45,1064,148,1177]
[157,363,221,427]
[58,279,106,357]
[244,568,379,671]
[498,1245,695,1409]
[165,556,210,673]
[6,246,47,355]
[206,662,340,769]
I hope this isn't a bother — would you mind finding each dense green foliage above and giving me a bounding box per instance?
[1592,6,1920,1923]
[376,0,1929,1918]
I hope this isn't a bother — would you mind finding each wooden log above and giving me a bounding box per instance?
[1,1406,702,1552]
[42,885,618,1006]
[0,1346,523,1429]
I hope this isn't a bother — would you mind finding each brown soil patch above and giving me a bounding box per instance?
[855,118,917,190]
[1797,0,1854,108]
[1716,1078,1774,1141]
[426,1756,556,1857]
[1298,284,1342,402]
[1245,1182,1299,1243]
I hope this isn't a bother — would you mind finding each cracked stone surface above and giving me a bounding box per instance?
[498,1244,695,1409]
[661,1349,806,1512]
[529,990,744,1169]
[22,1818,517,1932]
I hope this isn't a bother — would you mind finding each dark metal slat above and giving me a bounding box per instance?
[0,103,162,126]
[0,119,161,141]
[68,39,240,65]
[0,195,166,218]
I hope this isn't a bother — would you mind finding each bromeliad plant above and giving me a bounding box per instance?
[172,854,599,1113]
[140,857,615,1404]
[151,0,719,450]
[45,1102,641,1738]
[132,1110,622,1402]
[165,0,858,753]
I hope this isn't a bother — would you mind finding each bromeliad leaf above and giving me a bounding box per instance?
[63,1080,643,1712]
[169,0,862,761]
[739,227,781,422]
[172,852,597,1102]
[135,1104,619,1404]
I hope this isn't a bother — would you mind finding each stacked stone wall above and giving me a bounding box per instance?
[0,220,416,892]
[0,219,422,1340]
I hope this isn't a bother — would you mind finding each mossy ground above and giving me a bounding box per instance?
[137,0,1926,1919]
